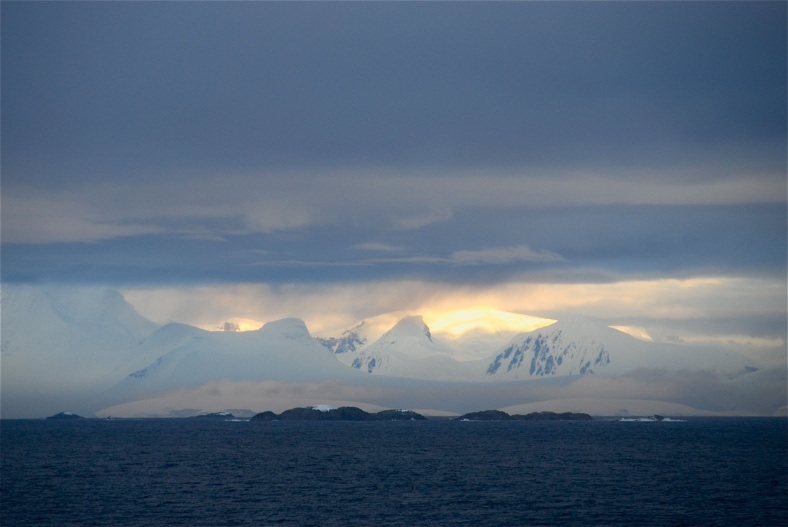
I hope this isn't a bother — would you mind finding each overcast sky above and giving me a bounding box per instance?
[2,2,786,347]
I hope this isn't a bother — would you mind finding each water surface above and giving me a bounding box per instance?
[2,418,786,526]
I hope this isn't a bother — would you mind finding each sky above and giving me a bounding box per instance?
[2,2,786,354]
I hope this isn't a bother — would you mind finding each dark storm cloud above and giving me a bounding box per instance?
[2,1,785,183]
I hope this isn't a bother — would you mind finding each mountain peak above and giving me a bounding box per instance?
[542,316,612,337]
[315,321,368,354]
[259,318,312,340]
[533,317,642,346]
[486,316,617,378]
[335,314,456,376]
[1,284,159,339]
[385,315,432,342]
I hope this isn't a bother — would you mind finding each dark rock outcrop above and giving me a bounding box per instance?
[456,410,512,421]
[190,411,235,419]
[276,407,329,420]
[510,411,593,421]
[252,406,428,421]
[277,406,378,421]
[46,412,84,420]
[325,406,379,421]
[376,409,427,421]
[249,411,278,422]
[457,410,593,421]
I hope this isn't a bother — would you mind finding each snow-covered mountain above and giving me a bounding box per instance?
[2,285,778,418]
[0,285,362,417]
[425,308,555,361]
[115,318,361,397]
[485,318,615,378]
[315,321,369,354]
[322,314,758,382]
[1,284,163,417]
[483,317,756,380]
[317,309,555,366]
[334,315,473,380]
[1,285,159,384]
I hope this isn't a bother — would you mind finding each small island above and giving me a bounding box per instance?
[46,411,85,420]
[247,407,592,422]
[189,411,236,420]
[250,406,427,422]
[455,410,512,421]
[512,411,593,421]
[456,410,593,421]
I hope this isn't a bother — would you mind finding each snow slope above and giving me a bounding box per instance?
[317,309,554,363]
[2,285,778,418]
[1,284,159,384]
[1,285,361,417]
[325,314,758,382]
[482,317,757,380]
[315,321,369,355]
[114,318,361,397]
[334,316,476,380]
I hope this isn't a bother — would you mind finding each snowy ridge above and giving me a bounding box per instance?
[315,321,368,354]
[1,285,770,419]
[483,317,756,379]
[487,318,614,378]
[1,285,158,353]
[258,318,313,340]
[335,315,470,379]
[1,284,159,384]
[116,317,360,397]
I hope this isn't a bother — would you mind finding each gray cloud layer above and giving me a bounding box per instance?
[1,2,785,288]
[4,3,785,177]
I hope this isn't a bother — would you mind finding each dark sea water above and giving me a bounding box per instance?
[2,417,786,526]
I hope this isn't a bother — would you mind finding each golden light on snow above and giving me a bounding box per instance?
[422,308,554,337]
[122,275,785,348]
[201,318,266,332]
[228,319,266,332]
[609,326,654,342]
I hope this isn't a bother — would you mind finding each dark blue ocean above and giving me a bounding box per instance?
[2,418,786,526]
